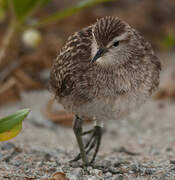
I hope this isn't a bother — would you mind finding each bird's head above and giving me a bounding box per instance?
[91,16,148,67]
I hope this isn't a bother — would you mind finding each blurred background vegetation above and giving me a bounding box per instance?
[0,0,175,125]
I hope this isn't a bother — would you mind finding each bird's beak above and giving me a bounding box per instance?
[91,48,107,63]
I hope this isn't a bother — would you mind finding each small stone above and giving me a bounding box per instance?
[66,174,78,180]
[105,172,112,178]
[170,160,175,164]
[1,142,15,150]
[130,164,140,173]
[166,147,173,152]
[72,167,82,177]
[0,152,2,160]
[87,176,96,180]
[113,174,124,180]
[69,161,81,168]
[103,160,113,167]
[93,169,103,176]
[87,166,93,171]
[44,153,52,161]
[13,160,21,167]
[109,167,121,174]
[114,161,122,167]
[88,167,96,175]
[145,168,153,175]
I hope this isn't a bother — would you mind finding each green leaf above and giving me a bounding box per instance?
[0,108,30,133]
[0,123,22,141]
[11,0,51,21]
[33,0,114,27]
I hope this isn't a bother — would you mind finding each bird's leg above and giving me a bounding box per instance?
[81,129,94,136]
[90,126,102,163]
[72,116,89,166]
[71,127,95,162]
[72,125,103,164]
[83,126,102,163]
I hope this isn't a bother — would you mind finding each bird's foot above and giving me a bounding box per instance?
[71,125,102,164]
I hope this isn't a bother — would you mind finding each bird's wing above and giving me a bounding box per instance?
[49,26,93,98]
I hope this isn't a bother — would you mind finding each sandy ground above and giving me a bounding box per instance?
[0,53,175,180]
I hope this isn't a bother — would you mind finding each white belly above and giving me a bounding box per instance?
[61,91,148,122]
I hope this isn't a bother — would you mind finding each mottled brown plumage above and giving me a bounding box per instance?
[93,16,126,47]
[49,16,161,166]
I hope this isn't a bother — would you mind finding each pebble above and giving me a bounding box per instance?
[104,172,112,178]
[66,174,78,180]
[87,176,96,180]
[145,168,153,175]
[112,174,124,180]
[72,167,82,177]
[0,152,2,160]
[166,147,173,152]
[93,169,103,176]
[1,142,15,150]
[130,164,139,173]
[87,166,93,171]
[170,160,175,164]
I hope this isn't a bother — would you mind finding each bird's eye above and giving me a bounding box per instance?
[113,41,119,47]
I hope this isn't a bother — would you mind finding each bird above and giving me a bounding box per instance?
[49,16,161,167]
